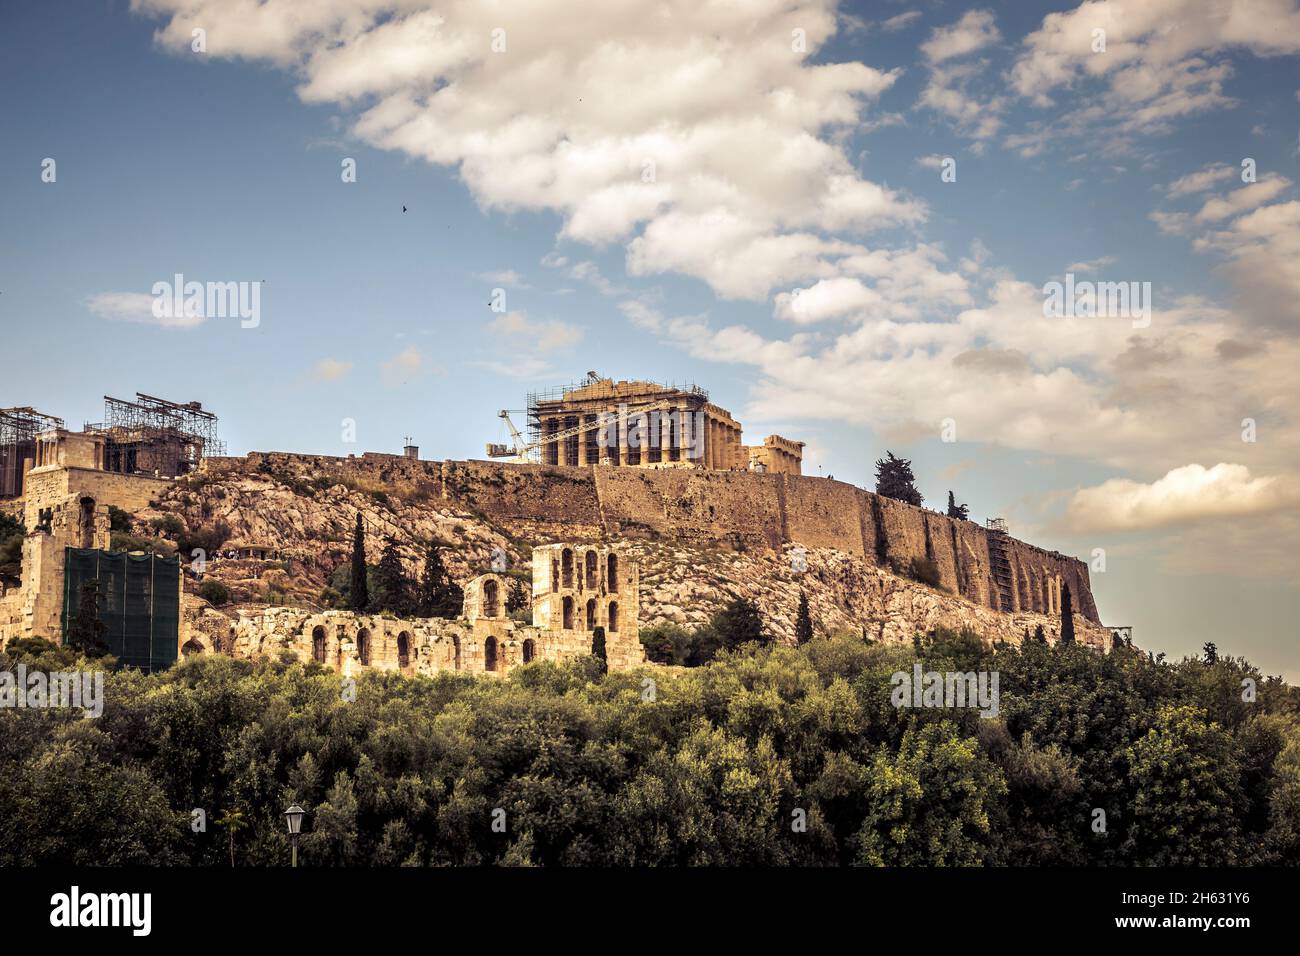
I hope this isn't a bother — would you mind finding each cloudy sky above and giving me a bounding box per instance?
[2,0,1298,676]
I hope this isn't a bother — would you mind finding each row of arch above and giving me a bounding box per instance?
[555,548,618,593]
[560,596,619,632]
[310,625,537,673]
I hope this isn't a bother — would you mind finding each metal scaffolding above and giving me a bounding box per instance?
[0,407,64,499]
[87,393,226,478]
[524,375,709,458]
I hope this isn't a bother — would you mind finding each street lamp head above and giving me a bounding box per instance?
[285,804,305,835]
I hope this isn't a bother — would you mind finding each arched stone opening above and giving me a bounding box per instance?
[357,629,371,665]
[562,595,574,630]
[607,553,619,590]
[586,598,596,630]
[181,639,204,658]
[484,636,498,672]
[483,579,500,618]
[561,548,574,589]
[79,497,96,549]
[397,631,411,669]
[522,638,535,664]
[608,600,619,633]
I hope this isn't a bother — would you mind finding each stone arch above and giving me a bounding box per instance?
[181,638,205,658]
[608,600,619,633]
[585,550,598,590]
[607,553,619,590]
[586,598,596,630]
[311,626,327,664]
[483,578,500,618]
[484,636,498,672]
[397,631,411,669]
[562,595,574,630]
[357,628,371,665]
[561,548,574,588]
[522,638,536,664]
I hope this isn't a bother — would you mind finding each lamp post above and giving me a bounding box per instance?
[285,804,305,867]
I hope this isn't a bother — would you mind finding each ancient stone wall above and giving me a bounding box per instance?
[205,453,1100,625]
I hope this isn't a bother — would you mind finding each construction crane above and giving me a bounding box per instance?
[485,397,689,464]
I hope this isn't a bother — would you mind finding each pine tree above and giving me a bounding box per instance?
[417,540,463,619]
[874,451,923,506]
[712,597,768,649]
[795,590,814,644]
[373,539,412,615]
[946,490,969,520]
[349,513,369,612]
[65,579,108,656]
[505,577,528,615]
[1203,641,1218,664]
[1060,583,1075,644]
[591,625,608,674]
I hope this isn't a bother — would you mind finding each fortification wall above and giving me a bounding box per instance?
[203,453,1101,625]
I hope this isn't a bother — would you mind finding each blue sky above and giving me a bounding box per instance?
[2,0,1299,676]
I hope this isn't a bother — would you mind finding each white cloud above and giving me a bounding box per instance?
[1192,173,1292,222]
[135,0,918,302]
[920,9,1000,64]
[1164,162,1236,197]
[308,358,352,382]
[881,11,922,32]
[380,345,423,386]
[487,310,582,352]
[1064,463,1300,532]
[1064,255,1117,273]
[86,291,204,329]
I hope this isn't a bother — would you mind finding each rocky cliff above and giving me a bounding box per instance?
[136,452,1107,648]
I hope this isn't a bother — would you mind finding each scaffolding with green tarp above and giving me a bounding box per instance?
[61,548,180,672]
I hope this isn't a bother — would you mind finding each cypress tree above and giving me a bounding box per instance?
[417,540,463,618]
[946,490,969,520]
[1060,583,1075,644]
[349,513,368,612]
[591,625,608,674]
[874,451,923,506]
[505,577,528,615]
[373,538,412,615]
[795,590,814,644]
[1033,623,1046,644]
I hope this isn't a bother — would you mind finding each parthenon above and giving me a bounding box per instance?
[526,374,804,475]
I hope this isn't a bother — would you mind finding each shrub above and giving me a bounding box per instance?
[196,580,231,606]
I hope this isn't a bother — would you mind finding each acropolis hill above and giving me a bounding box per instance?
[0,384,1112,677]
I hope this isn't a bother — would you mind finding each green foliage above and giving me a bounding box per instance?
[591,626,607,674]
[0,513,23,585]
[107,505,134,533]
[874,451,923,507]
[177,520,230,559]
[907,557,943,590]
[109,531,175,555]
[795,591,814,645]
[639,622,694,665]
[349,513,368,612]
[1060,583,1076,643]
[197,579,231,606]
[0,628,1295,866]
[946,490,969,521]
[416,540,462,619]
[505,576,528,615]
[371,539,413,615]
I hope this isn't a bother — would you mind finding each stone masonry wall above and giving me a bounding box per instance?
[214,453,1100,625]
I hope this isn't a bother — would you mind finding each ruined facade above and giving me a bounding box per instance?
[184,544,646,676]
[747,435,805,476]
[524,375,802,475]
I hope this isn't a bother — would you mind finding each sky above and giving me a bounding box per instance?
[1,0,1298,678]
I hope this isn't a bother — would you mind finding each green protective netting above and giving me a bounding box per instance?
[61,548,180,672]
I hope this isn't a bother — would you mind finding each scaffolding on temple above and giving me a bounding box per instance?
[86,393,226,478]
[524,374,710,459]
[0,407,64,499]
